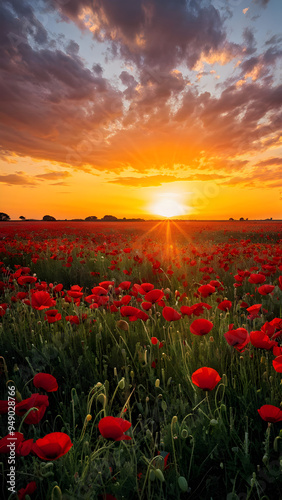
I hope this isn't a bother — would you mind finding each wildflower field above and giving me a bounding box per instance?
[0,220,282,500]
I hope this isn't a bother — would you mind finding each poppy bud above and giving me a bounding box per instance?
[155,379,160,388]
[181,429,188,439]
[86,414,92,422]
[154,469,165,482]
[171,416,178,424]
[118,378,125,390]
[178,476,188,492]
[222,374,228,386]
[161,401,167,411]
[51,485,62,500]
[97,394,107,407]
[210,419,218,426]
[114,367,117,377]
[116,320,129,331]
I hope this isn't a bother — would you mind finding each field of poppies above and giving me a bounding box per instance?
[0,220,282,500]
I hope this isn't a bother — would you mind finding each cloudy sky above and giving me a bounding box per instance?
[0,0,281,219]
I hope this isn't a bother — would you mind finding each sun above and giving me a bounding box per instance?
[151,196,185,218]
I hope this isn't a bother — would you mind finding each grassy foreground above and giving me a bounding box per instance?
[0,221,282,500]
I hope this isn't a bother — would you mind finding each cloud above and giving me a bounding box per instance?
[35,170,72,180]
[47,0,233,71]
[0,0,281,193]
[0,171,38,186]
[108,173,226,187]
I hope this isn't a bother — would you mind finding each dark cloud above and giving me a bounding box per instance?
[35,170,72,180]
[46,0,235,71]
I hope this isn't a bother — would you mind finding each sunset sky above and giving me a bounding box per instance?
[0,0,282,220]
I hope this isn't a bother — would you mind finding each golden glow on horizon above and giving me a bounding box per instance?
[151,194,186,218]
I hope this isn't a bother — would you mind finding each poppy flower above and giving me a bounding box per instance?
[257,285,275,295]
[224,327,249,351]
[246,304,262,320]
[118,281,131,290]
[190,318,213,336]
[140,283,154,293]
[181,302,212,317]
[0,400,9,414]
[0,432,25,454]
[144,289,164,303]
[191,367,221,391]
[257,405,282,423]
[91,286,108,296]
[31,291,56,310]
[33,373,58,392]
[273,346,282,356]
[279,276,282,291]
[250,331,277,350]
[65,315,80,325]
[15,394,49,425]
[99,281,115,290]
[217,300,232,311]
[141,301,152,311]
[151,337,158,345]
[197,285,215,298]
[98,416,132,441]
[272,355,282,373]
[162,306,181,322]
[32,432,73,460]
[17,481,37,500]
[44,309,61,323]
[120,306,148,322]
[248,274,266,284]
[17,276,37,286]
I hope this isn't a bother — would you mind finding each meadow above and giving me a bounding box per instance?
[0,220,282,500]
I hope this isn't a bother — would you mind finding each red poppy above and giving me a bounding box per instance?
[44,309,61,323]
[191,367,221,391]
[144,289,164,303]
[32,432,73,460]
[190,318,213,336]
[65,315,80,325]
[17,481,37,500]
[181,302,212,317]
[162,306,181,321]
[257,285,275,295]
[246,304,262,320]
[197,284,216,298]
[0,400,9,414]
[141,301,152,310]
[140,283,155,293]
[98,416,132,441]
[17,276,37,286]
[273,346,282,356]
[257,405,282,423]
[217,300,232,311]
[151,337,159,345]
[118,281,131,290]
[120,306,148,322]
[250,331,277,350]
[91,286,108,296]
[15,394,49,424]
[0,432,25,454]
[99,281,115,290]
[272,355,282,373]
[278,276,282,291]
[248,274,266,284]
[31,291,56,310]
[224,327,249,351]
[33,373,58,392]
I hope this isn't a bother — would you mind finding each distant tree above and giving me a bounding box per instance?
[229,218,234,221]
[85,216,98,221]
[102,215,118,221]
[0,212,10,221]
[239,217,244,221]
[43,215,56,221]
[19,216,26,220]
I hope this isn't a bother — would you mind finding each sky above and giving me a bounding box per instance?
[0,0,282,220]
